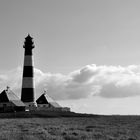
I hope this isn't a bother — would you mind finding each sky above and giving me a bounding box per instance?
[0,0,140,114]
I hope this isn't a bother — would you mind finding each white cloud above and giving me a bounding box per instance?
[0,64,140,100]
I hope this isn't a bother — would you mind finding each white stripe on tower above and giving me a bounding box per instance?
[23,55,34,66]
[22,77,34,88]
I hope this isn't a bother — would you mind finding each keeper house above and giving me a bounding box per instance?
[0,87,25,112]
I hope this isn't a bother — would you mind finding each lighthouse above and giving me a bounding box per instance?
[21,34,36,109]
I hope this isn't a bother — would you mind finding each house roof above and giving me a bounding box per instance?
[44,93,61,108]
[11,100,25,107]
[36,94,49,104]
[5,89,20,101]
[36,91,61,108]
[0,87,25,107]
[49,102,61,108]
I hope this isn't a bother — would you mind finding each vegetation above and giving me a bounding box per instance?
[0,116,139,140]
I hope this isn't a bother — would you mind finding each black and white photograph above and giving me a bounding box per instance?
[0,0,139,139]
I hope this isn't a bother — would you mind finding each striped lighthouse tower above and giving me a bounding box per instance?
[21,34,36,109]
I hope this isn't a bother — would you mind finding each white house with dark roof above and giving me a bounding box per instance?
[36,90,70,111]
[0,87,25,112]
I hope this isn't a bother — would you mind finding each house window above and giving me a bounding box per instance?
[3,104,7,107]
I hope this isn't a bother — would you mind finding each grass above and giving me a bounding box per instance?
[0,116,139,139]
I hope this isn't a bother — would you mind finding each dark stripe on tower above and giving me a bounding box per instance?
[23,66,33,77]
[25,49,32,55]
[21,88,34,102]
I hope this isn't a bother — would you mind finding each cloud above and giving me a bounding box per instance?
[0,64,140,100]
[71,64,140,98]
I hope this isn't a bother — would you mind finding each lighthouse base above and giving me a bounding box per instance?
[24,102,37,111]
